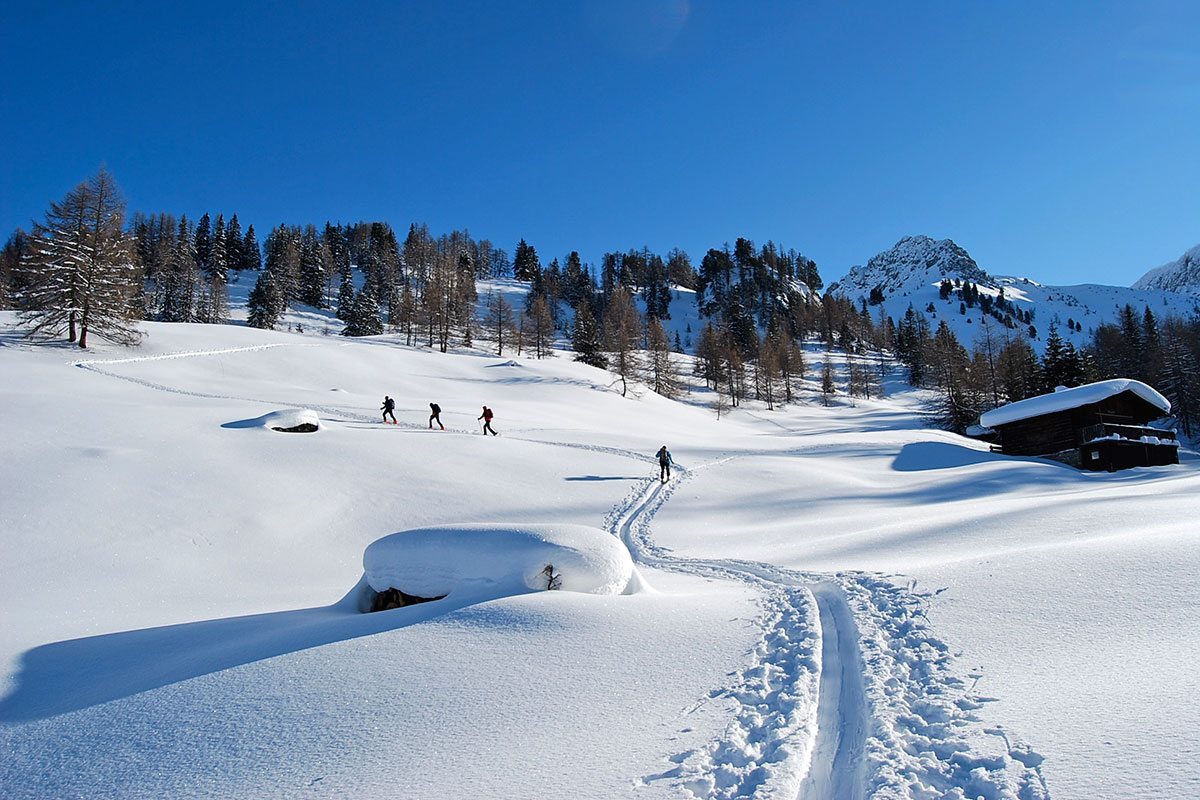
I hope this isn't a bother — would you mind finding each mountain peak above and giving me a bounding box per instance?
[1132,242,1200,297]
[834,235,991,298]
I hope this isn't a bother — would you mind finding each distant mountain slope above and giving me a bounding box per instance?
[1133,243,1200,297]
[831,236,1198,353]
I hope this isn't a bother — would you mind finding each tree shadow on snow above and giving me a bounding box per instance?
[0,579,498,723]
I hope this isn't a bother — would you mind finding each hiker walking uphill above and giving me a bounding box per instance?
[429,402,444,430]
[381,396,397,425]
[656,445,674,483]
[478,405,498,436]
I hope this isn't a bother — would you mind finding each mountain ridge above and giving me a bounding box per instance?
[831,236,1199,353]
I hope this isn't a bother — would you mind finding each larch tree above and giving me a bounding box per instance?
[20,169,141,348]
[644,316,682,398]
[484,290,513,356]
[527,294,555,359]
[820,356,836,406]
[603,286,642,397]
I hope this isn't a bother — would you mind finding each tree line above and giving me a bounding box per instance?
[5,169,1197,434]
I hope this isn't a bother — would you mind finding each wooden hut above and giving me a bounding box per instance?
[978,379,1178,471]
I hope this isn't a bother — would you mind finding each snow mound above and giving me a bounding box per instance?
[979,379,1169,428]
[258,408,321,432]
[363,524,640,599]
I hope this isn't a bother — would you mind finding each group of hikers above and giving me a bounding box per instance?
[380,396,672,479]
[380,396,497,436]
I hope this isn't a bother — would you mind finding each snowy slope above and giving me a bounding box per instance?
[2,313,1198,798]
[1132,242,1200,298]
[832,235,1199,353]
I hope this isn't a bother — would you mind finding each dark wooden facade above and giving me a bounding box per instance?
[992,390,1178,471]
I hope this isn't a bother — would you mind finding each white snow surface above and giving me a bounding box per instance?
[2,308,1198,799]
[979,379,1171,428]
[363,523,640,598]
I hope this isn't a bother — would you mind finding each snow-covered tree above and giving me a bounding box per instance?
[572,300,607,369]
[20,169,141,348]
[242,224,262,272]
[246,268,282,329]
[343,287,383,337]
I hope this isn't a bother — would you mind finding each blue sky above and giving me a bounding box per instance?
[2,1,1197,285]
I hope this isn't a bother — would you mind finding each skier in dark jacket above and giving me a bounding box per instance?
[429,402,444,430]
[478,405,497,436]
[656,445,673,483]
[381,396,397,425]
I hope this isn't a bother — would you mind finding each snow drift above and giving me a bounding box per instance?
[362,524,643,601]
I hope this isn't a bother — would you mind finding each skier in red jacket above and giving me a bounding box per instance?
[478,405,497,436]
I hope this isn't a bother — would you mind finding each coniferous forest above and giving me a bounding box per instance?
[4,169,1199,436]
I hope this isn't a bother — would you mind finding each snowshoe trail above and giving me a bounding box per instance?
[609,462,1049,799]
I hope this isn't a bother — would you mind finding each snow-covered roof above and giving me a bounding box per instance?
[979,379,1171,428]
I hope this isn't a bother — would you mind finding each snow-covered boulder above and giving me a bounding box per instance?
[259,408,320,432]
[363,523,640,599]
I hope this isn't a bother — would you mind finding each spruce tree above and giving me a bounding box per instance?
[210,214,228,282]
[1041,325,1071,391]
[194,212,213,276]
[343,288,383,337]
[247,269,282,329]
[225,214,244,272]
[336,271,356,321]
[242,225,262,272]
[572,301,607,368]
[512,238,540,282]
[299,225,327,307]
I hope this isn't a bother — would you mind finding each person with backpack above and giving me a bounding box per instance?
[478,405,497,436]
[655,445,674,483]
[429,402,444,430]
[381,396,397,425]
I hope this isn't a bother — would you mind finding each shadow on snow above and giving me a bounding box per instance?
[0,580,500,723]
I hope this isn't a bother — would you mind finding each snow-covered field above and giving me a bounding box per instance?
[2,312,1197,798]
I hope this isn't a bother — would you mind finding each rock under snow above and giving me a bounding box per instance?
[260,408,321,432]
[363,523,641,599]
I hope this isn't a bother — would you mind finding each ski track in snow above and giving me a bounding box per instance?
[607,463,1050,799]
[71,345,1050,799]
